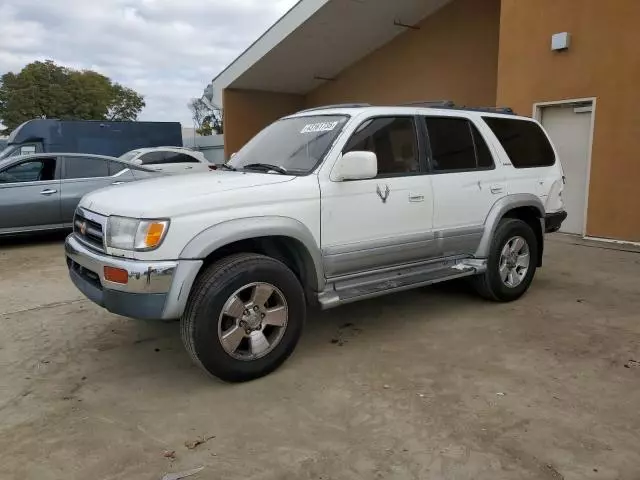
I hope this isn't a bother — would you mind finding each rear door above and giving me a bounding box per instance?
[60,156,112,224]
[423,115,506,256]
[0,156,62,232]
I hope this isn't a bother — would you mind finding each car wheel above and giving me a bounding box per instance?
[181,253,305,382]
[472,218,538,302]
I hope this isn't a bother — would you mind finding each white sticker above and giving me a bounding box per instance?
[300,121,339,134]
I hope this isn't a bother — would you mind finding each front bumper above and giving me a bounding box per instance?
[65,234,202,320]
[545,210,568,233]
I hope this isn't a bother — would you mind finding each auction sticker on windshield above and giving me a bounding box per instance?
[300,122,339,134]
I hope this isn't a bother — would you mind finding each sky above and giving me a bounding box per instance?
[0,0,298,126]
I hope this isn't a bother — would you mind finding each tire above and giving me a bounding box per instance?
[472,218,538,302]
[181,253,306,382]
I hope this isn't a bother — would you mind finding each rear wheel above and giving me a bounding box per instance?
[473,218,538,302]
[181,253,305,382]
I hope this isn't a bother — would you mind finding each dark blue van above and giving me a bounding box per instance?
[0,119,182,159]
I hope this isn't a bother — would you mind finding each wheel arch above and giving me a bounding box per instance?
[476,195,545,266]
[180,216,325,295]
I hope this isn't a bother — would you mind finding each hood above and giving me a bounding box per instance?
[81,171,294,217]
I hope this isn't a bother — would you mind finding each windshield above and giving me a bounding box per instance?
[228,115,348,174]
[119,150,140,162]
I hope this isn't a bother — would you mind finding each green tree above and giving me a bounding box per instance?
[188,97,223,136]
[0,60,145,132]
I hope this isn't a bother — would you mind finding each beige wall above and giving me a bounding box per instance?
[497,0,640,241]
[305,0,501,108]
[223,89,304,157]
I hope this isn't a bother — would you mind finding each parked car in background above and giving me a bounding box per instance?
[0,119,183,159]
[119,147,213,174]
[0,153,162,236]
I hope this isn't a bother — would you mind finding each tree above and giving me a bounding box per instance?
[0,60,145,132]
[188,98,223,136]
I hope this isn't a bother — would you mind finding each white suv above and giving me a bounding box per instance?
[65,102,567,382]
[119,147,212,174]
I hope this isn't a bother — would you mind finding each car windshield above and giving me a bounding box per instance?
[228,115,349,174]
[119,150,140,162]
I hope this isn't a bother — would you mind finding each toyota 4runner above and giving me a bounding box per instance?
[65,102,567,382]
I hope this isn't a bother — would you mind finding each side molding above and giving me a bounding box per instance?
[475,194,545,258]
[180,216,325,290]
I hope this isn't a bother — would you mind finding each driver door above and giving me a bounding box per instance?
[320,116,435,277]
[0,156,62,232]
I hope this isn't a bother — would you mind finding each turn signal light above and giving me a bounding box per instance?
[104,266,129,284]
[144,222,166,249]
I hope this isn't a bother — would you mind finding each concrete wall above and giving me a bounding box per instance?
[222,88,304,157]
[305,0,501,108]
[497,0,640,242]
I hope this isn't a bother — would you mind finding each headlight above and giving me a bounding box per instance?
[106,216,170,251]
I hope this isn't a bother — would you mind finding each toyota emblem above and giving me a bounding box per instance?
[79,221,87,235]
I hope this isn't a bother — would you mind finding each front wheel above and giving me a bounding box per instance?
[181,253,306,382]
[472,218,538,302]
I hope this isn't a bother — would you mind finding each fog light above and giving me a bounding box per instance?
[104,266,129,284]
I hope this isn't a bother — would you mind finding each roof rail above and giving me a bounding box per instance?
[452,105,515,115]
[398,100,515,115]
[296,103,371,113]
[400,100,455,108]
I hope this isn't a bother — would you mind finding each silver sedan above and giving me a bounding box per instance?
[0,153,162,236]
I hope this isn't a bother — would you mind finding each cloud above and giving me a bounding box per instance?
[0,0,298,126]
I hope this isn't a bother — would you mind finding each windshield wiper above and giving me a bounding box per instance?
[242,163,288,175]
[219,163,237,171]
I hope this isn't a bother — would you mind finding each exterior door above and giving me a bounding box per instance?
[541,103,593,234]
[320,116,435,277]
[60,156,113,224]
[424,116,505,256]
[0,157,62,232]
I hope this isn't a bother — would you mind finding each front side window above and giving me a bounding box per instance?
[483,117,555,168]
[344,117,419,176]
[0,158,56,183]
[64,157,109,179]
[109,161,128,176]
[424,117,494,172]
[229,115,349,174]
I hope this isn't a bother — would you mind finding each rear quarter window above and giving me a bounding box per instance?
[483,117,555,168]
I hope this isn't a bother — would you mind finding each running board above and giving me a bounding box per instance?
[318,257,486,309]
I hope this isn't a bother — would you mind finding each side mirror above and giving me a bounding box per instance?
[332,151,378,181]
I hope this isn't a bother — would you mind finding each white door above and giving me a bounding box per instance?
[320,116,434,277]
[423,116,505,255]
[541,103,593,234]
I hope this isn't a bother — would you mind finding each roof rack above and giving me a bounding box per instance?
[296,103,371,113]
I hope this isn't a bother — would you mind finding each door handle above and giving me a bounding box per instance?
[111,181,125,185]
[490,185,504,194]
[40,189,57,195]
[409,194,425,202]
[185,166,193,170]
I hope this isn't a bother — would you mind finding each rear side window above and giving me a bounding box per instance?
[424,117,494,172]
[164,152,199,164]
[64,157,109,179]
[139,151,166,165]
[483,117,555,168]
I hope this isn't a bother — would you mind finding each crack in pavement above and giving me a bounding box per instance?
[0,298,88,318]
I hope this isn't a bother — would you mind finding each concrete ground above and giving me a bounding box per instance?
[0,233,639,480]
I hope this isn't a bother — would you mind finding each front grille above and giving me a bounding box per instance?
[73,209,105,251]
